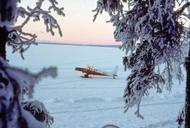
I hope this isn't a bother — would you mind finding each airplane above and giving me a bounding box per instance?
[75,65,118,79]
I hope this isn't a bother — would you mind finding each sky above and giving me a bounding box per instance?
[19,0,118,45]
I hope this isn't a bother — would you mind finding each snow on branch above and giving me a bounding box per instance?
[23,100,54,127]
[94,0,188,118]
[7,29,37,59]
[16,3,64,36]
[48,0,65,16]
[0,58,57,127]
[4,65,58,98]
[92,0,123,21]
[7,0,64,58]
[0,57,57,99]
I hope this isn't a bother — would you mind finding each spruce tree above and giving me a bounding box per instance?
[93,0,190,127]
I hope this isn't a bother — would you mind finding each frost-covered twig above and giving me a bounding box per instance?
[48,0,65,16]
[92,0,123,22]
[16,0,64,36]
[134,102,144,119]
[92,0,104,22]
[8,29,37,59]
[7,0,64,58]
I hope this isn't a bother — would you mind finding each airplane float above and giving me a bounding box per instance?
[75,65,118,79]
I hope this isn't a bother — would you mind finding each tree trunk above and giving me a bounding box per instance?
[185,48,190,128]
[0,27,8,60]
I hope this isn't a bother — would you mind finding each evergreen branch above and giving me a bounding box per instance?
[10,0,64,58]
[7,30,37,59]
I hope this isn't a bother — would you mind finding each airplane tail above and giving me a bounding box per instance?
[111,66,118,79]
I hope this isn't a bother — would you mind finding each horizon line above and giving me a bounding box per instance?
[37,42,121,48]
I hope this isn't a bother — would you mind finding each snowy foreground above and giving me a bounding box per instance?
[8,44,185,128]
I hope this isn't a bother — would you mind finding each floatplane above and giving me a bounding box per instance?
[75,65,118,79]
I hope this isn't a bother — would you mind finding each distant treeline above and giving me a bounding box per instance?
[37,42,120,48]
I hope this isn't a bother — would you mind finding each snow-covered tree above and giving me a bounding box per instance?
[0,0,64,59]
[0,58,57,128]
[0,0,64,127]
[93,0,190,127]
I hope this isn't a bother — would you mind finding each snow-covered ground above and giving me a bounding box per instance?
[8,44,185,128]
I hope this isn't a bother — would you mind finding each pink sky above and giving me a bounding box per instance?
[21,0,118,45]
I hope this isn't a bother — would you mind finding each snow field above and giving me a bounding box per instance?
[8,44,185,128]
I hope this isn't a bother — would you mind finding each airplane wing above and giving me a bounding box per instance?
[75,67,89,73]
[75,67,108,76]
[75,66,118,79]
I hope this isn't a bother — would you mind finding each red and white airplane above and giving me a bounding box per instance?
[75,65,118,79]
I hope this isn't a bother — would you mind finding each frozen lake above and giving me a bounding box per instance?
[7,44,185,128]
